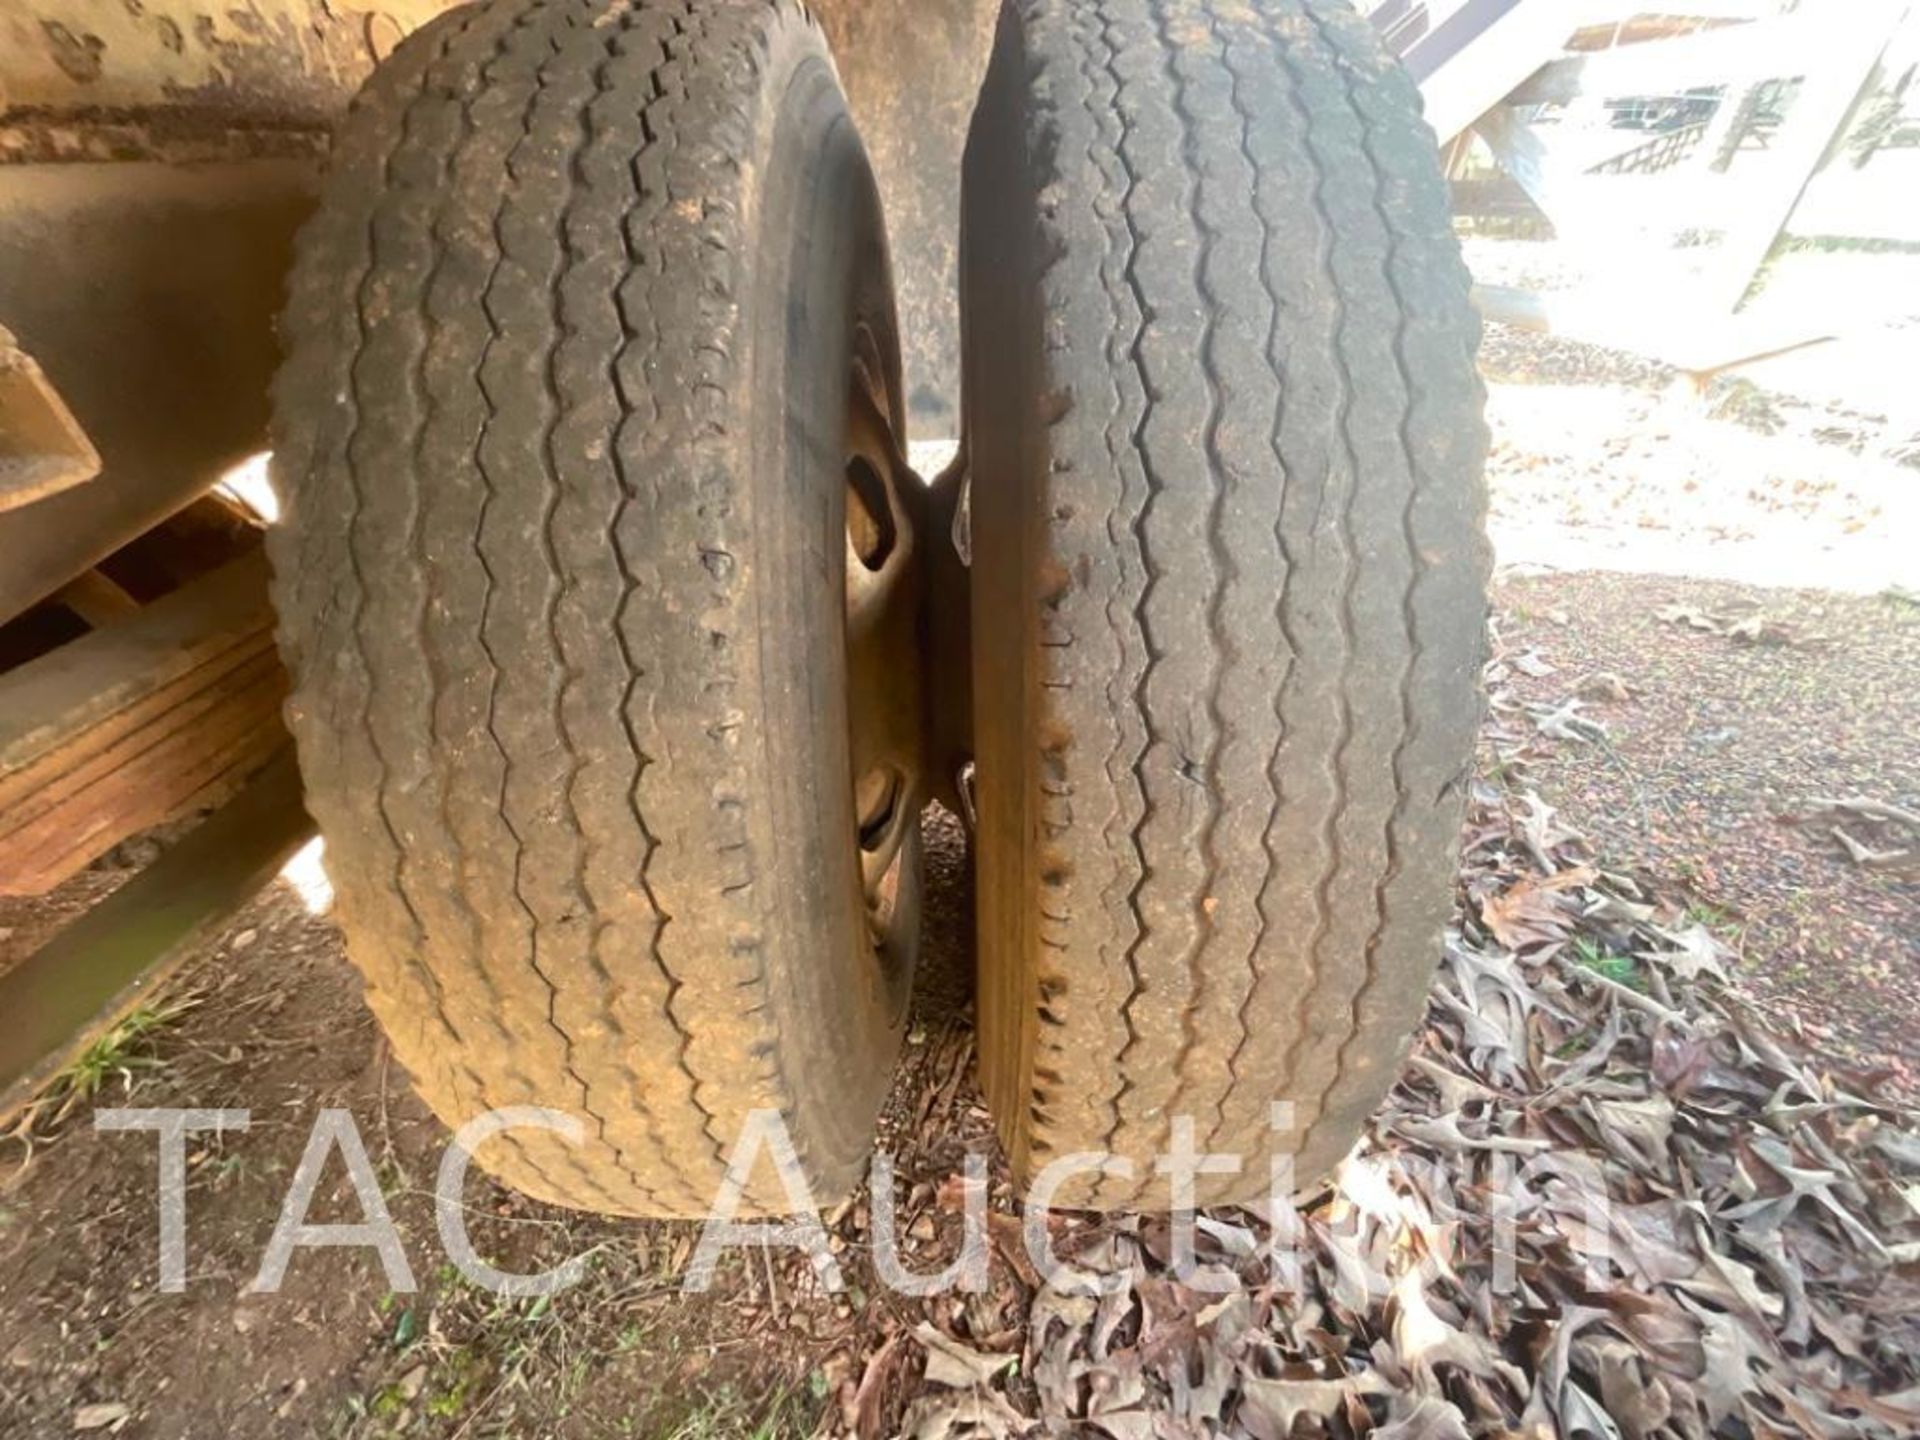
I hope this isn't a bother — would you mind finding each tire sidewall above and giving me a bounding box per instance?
[742,43,916,1187]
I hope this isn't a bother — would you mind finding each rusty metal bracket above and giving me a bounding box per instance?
[0,322,99,513]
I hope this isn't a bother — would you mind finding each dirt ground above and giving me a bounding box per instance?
[1,238,1917,1437]
[1490,573,1920,1089]
[0,815,996,1438]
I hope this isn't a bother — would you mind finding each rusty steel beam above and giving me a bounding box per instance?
[0,1,438,161]
[0,1,455,623]
[0,159,316,624]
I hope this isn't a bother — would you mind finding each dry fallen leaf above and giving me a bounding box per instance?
[874,658,1920,1440]
[914,1323,1017,1391]
[1239,1373,1390,1440]
[71,1404,130,1433]
[1574,671,1633,703]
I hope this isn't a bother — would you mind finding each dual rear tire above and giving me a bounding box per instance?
[960,0,1489,1208]
[269,0,919,1217]
[270,0,1486,1216]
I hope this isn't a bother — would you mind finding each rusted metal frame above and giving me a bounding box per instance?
[0,1,455,622]
[2,0,401,108]
[0,321,99,511]
[0,159,313,625]
[811,0,997,430]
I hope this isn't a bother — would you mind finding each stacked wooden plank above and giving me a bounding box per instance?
[0,548,289,896]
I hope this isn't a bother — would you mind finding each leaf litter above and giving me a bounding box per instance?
[869,635,1920,1440]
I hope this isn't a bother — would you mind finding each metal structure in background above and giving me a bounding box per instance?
[1370,0,1920,376]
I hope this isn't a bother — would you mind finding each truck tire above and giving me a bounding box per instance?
[268,0,922,1217]
[960,0,1489,1208]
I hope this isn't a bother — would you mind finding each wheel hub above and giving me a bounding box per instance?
[842,326,922,952]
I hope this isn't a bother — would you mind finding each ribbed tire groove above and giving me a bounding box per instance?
[961,0,1489,1208]
[270,0,912,1217]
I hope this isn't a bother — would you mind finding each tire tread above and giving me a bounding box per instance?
[969,0,1489,1204]
[269,0,861,1215]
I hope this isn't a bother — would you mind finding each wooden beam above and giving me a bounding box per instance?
[52,569,142,629]
[0,752,312,1128]
[0,548,290,897]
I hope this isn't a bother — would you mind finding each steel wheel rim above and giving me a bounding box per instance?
[843,321,918,961]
